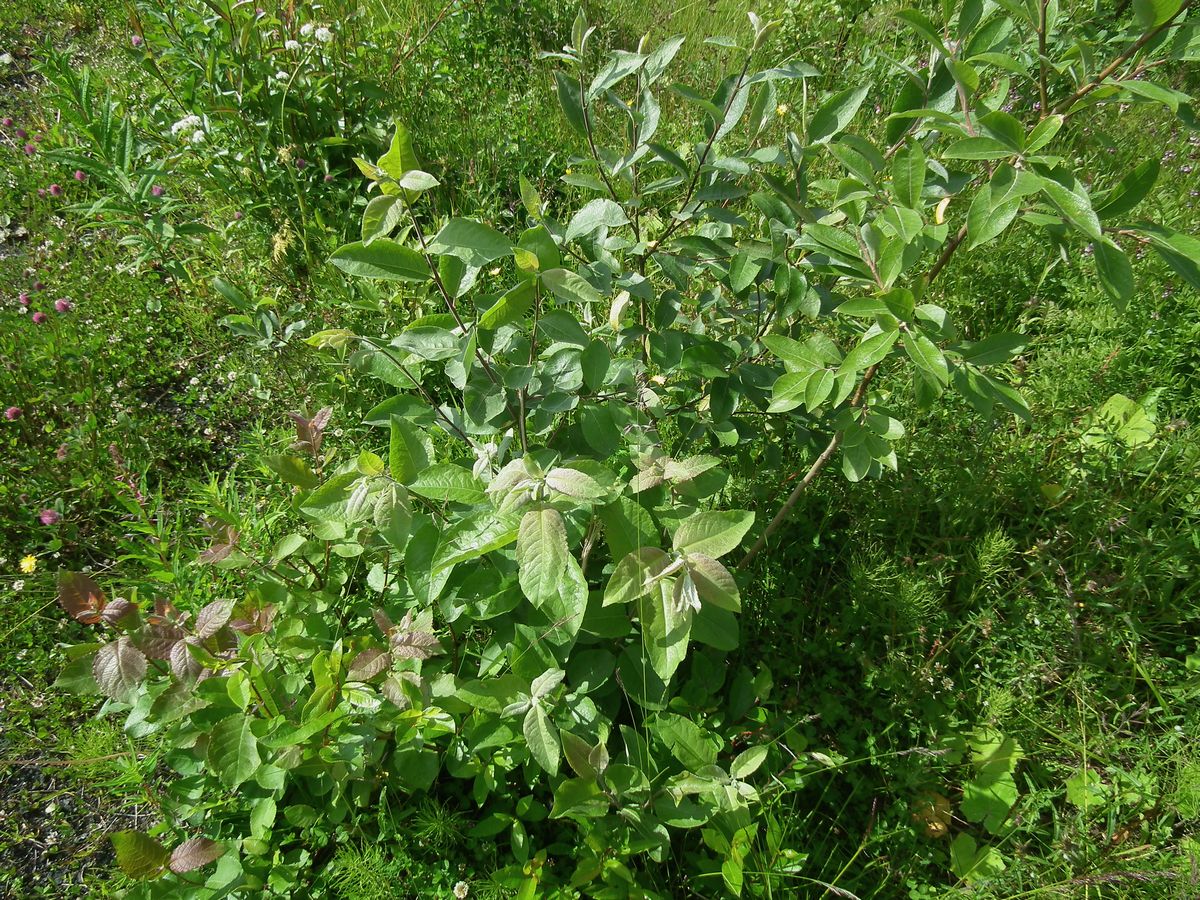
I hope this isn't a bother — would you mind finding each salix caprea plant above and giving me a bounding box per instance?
[56,2,1199,895]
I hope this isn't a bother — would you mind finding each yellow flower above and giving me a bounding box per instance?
[19,555,37,574]
[776,104,789,117]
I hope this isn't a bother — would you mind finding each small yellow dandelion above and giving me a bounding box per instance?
[565,168,573,176]
[19,555,37,574]
[776,103,789,117]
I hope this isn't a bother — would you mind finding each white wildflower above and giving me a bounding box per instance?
[314,26,333,43]
[299,23,314,37]
[0,52,14,66]
[453,883,469,899]
[285,39,300,51]
[12,580,24,592]
[190,129,206,145]
[170,114,202,137]
[275,70,289,81]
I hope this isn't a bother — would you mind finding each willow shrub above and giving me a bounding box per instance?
[56,2,1200,896]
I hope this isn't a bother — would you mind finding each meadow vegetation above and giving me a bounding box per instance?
[1,0,1199,897]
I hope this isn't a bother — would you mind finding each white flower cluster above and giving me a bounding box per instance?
[170,114,205,144]
[0,52,14,66]
[298,22,333,43]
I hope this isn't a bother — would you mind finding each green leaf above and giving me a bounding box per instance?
[541,268,603,305]
[1133,0,1184,29]
[605,548,671,606]
[672,510,755,559]
[1065,769,1107,810]
[950,834,1007,884]
[434,511,521,572]
[644,34,686,84]
[1094,160,1159,220]
[589,49,647,100]
[561,731,599,780]
[565,199,629,243]
[427,219,512,267]
[263,454,320,489]
[839,329,899,376]
[377,122,421,184]
[762,334,831,372]
[397,170,439,192]
[1025,114,1063,153]
[389,416,432,483]
[111,831,170,880]
[655,713,721,770]
[966,191,1021,250]
[1093,238,1134,310]
[962,767,1019,832]
[957,333,1026,366]
[555,70,588,137]
[409,464,485,504]
[808,84,870,145]
[902,331,949,385]
[519,175,543,219]
[730,745,768,780]
[1138,225,1200,291]
[600,498,659,563]
[551,777,608,820]
[207,714,261,789]
[331,240,430,282]
[479,280,535,330]
[523,704,560,774]
[891,142,925,208]
[728,252,764,294]
[686,554,741,611]
[517,508,571,609]
[942,136,1016,160]
[361,195,404,244]
[639,585,693,684]
[1039,173,1101,240]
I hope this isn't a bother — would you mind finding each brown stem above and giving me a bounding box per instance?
[579,65,624,211]
[924,222,969,287]
[658,51,755,247]
[738,364,879,570]
[1052,0,1192,115]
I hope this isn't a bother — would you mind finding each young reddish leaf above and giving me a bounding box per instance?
[171,638,204,681]
[289,407,333,456]
[229,603,277,635]
[100,597,138,626]
[93,638,147,702]
[373,608,395,637]
[391,629,443,660]
[58,572,106,624]
[111,830,170,880]
[137,624,185,659]
[348,648,392,681]
[168,836,225,874]
[147,597,184,626]
[195,599,234,639]
[198,518,239,564]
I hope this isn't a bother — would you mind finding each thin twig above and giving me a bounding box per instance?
[738,364,879,570]
[1052,1,1192,115]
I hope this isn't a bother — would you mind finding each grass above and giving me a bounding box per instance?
[2,0,1199,895]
